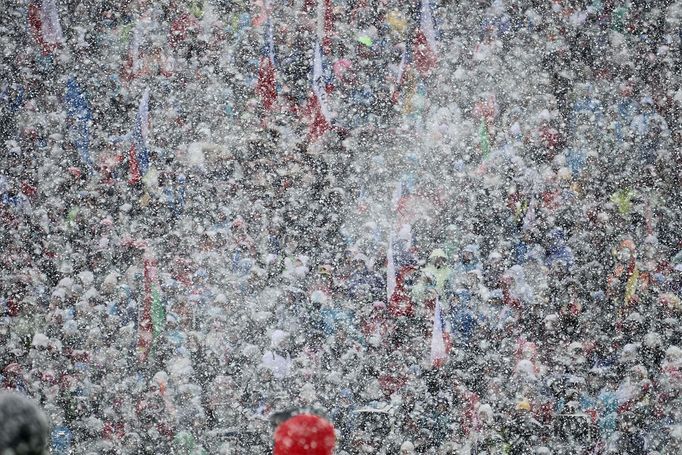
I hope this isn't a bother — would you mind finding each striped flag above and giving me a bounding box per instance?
[387,233,396,302]
[65,78,94,173]
[28,0,64,56]
[255,0,277,112]
[386,180,403,301]
[430,297,448,368]
[129,88,150,185]
[413,0,438,75]
[390,0,438,109]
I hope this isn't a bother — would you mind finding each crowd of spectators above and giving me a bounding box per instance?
[1,1,682,453]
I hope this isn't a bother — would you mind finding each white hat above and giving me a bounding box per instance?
[31,333,50,348]
[270,330,289,349]
[400,441,415,453]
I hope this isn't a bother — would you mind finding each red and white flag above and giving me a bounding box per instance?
[255,0,277,112]
[386,180,403,301]
[28,0,64,55]
[413,0,438,75]
[391,45,408,104]
[387,233,396,302]
[252,0,268,27]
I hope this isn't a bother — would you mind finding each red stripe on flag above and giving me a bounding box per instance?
[28,3,54,56]
[128,144,141,185]
[322,0,334,54]
[306,93,330,142]
[413,30,437,75]
[256,56,277,111]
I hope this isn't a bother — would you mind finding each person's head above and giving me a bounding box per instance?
[461,247,476,264]
[0,392,49,455]
[273,412,335,455]
[429,249,447,267]
[400,440,416,454]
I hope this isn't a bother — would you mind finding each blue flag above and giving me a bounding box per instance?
[133,88,150,176]
[65,78,94,172]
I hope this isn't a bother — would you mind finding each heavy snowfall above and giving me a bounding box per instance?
[1,0,682,453]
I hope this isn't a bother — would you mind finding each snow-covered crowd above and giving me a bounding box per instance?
[2,0,682,453]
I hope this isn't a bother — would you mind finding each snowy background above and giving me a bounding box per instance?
[1,0,682,454]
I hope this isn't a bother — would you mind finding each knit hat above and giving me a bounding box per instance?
[274,413,335,455]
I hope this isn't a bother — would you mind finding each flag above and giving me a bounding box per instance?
[137,256,154,361]
[387,233,396,302]
[479,118,490,159]
[130,25,142,74]
[65,78,94,173]
[28,0,64,56]
[391,45,419,114]
[413,0,438,75]
[138,254,164,361]
[128,144,141,185]
[151,284,165,341]
[391,0,438,107]
[313,0,334,54]
[129,88,150,184]
[624,265,639,306]
[430,297,448,368]
[255,0,277,112]
[252,0,268,27]
[391,179,403,210]
[522,197,537,231]
[391,45,408,105]
[386,180,402,301]
[322,0,334,54]
[307,41,332,141]
[123,22,144,80]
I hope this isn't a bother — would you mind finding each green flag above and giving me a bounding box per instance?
[479,119,490,159]
[151,287,165,340]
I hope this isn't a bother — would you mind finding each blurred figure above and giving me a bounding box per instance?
[0,391,49,455]
[273,411,335,455]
